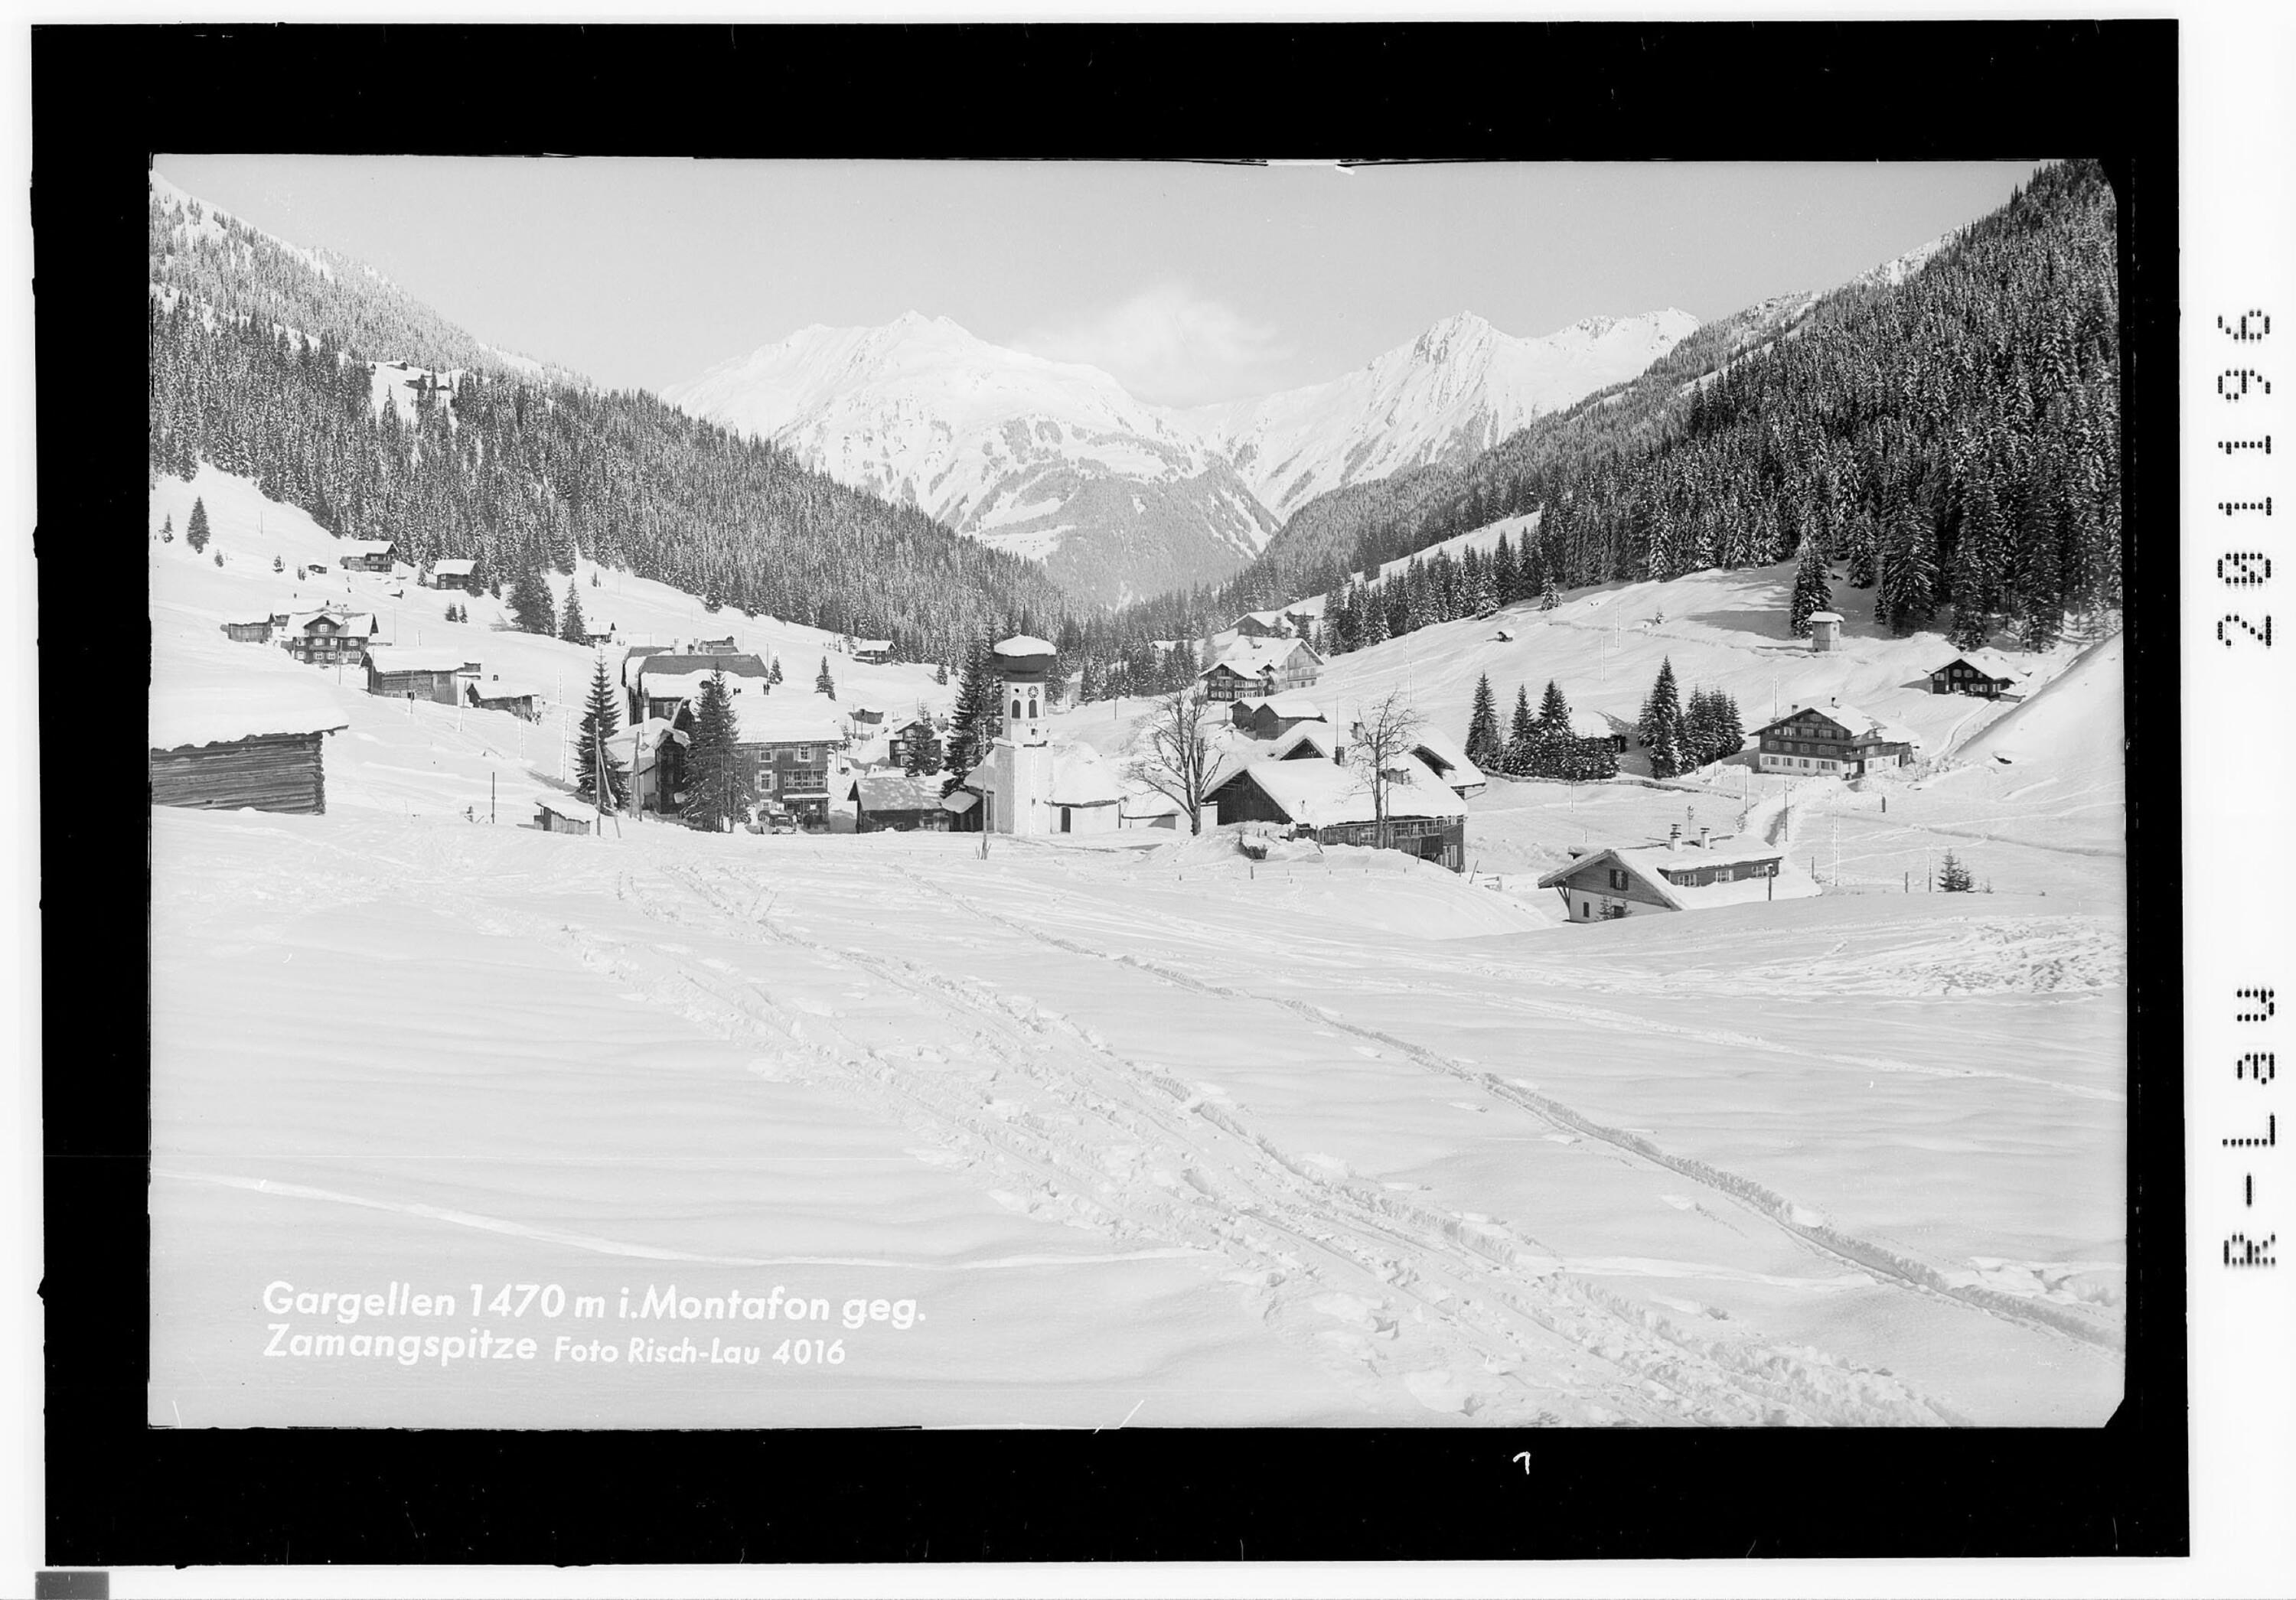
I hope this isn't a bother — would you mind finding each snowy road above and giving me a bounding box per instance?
[151,812,2123,1428]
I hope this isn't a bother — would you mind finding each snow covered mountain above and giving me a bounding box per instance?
[1186,308,1701,523]
[664,308,1703,611]
[660,314,1278,609]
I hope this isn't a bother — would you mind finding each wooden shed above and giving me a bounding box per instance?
[364,645,467,705]
[149,672,347,816]
[533,797,595,835]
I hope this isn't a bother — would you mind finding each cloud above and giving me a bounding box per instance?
[1013,283,1296,409]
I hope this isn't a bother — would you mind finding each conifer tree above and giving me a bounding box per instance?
[160,513,174,544]
[1463,673,1503,770]
[1532,679,1573,779]
[1639,657,1685,778]
[815,656,836,698]
[683,670,753,833]
[186,497,210,553]
[935,661,950,686]
[572,655,628,812]
[1539,565,1559,612]
[1789,536,1831,637]
[558,580,588,644]
[509,560,556,637]
[1936,850,1975,893]
[938,637,996,798]
[1878,507,1939,634]
[1505,684,1538,777]
[770,656,784,686]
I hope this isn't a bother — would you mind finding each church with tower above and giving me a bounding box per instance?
[947,635,1123,836]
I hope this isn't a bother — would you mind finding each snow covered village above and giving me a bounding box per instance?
[145,158,2128,1429]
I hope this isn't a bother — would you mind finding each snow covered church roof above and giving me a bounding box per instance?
[993,635,1057,657]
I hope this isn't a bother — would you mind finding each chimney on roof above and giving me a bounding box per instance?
[1668,823,1682,852]
[1698,826,1710,850]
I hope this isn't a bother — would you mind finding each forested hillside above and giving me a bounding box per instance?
[146,187,1077,663]
[1114,160,2122,657]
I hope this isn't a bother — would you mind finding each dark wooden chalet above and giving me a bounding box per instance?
[851,638,893,664]
[426,558,478,591]
[282,609,377,667]
[1198,637,1323,702]
[1536,836,1821,922]
[1926,651,2027,699]
[628,651,771,722]
[337,539,397,572]
[885,718,942,773]
[1206,751,1466,872]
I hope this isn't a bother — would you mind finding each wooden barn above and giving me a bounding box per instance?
[364,645,468,705]
[847,770,951,833]
[466,675,540,721]
[425,557,478,591]
[220,618,273,644]
[1229,694,1325,741]
[533,797,595,835]
[850,637,893,664]
[149,671,347,816]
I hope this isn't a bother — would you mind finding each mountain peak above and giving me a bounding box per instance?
[1411,310,1498,363]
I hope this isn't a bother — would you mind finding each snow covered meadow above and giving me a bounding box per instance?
[147,471,2128,1429]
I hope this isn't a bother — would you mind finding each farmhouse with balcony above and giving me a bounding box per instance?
[850,637,893,664]
[1751,702,1918,777]
[1197,636,1323,702]
[281,608,378,668]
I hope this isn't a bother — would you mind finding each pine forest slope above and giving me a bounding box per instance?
[1140,161,2120,660]
[146,180,1076,665]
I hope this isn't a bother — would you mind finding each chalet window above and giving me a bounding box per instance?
[1606,868,1628,890]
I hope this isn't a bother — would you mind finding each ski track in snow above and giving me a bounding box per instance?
[335,836,2123,1426]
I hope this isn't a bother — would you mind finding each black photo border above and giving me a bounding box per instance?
[40,18,2183,1567]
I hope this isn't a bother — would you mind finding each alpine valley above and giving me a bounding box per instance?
[660,307,1700,609]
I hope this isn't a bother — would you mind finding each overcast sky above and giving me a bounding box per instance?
[155,156,2044,408]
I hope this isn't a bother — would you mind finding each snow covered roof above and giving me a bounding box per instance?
[468,678,540,702]
[1218,751,1466,826]
[1240,693,1324,722]
[851,637,892,652]
[365,645,469,675]
[1938,648,2030,679]
[1535,840,1821,911]
[639,669,771,709]
[1202,636,1322,679]
[1760,702,1919,745]
[735,698,846,747]
[337,539,395,559]
[285,610,376,635]
[1408,725,1485,789]
[1566,708,1626,739]
[1048,745,1124,807]
[429,558,477,577]
[853,771,946,812]
[1806,610,1844,624]
[941,789,980,813]
[993,634,1057,657]
[1268,722,1341,761]
[150,667,348,751]
[638,652,769,682]
[534,796,595,823]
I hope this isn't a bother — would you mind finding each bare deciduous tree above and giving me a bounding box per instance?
[1126,690,1237,836]
[1345,689,1427,846]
